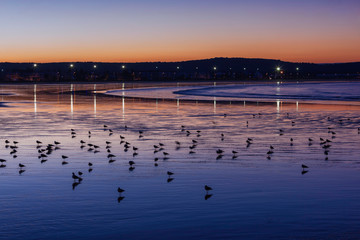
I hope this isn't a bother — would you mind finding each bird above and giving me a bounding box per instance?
[301,164,309,170]
[19,163,25,168]
[0,159,6,163]
[205,185,212,193]
[78,171,83,176]
[88,162,93,167]
[54,141,60,145]
[167,171,174,177]
[62,155,68,160]
[36,140,42,145]
[72,172,82,181]
[216,149,224,154]
[117,187,125,194]
[129,160,135,166]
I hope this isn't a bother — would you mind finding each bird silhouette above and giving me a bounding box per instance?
[72,172,82,181]
[117,187,125,194]
[205,185,212,193]
[301,164,309,171]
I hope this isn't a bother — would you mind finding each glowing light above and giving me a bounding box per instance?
[213,67,217,70]
[33,64,37,67]
[70,64,74,68]
[122,65,125,69]
[243,68,246,70]
[93,65,97,69]
[276,67,281,71]
[177,66,180,70]
[296,67,300,71]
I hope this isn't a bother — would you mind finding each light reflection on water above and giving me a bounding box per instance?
[0,82,360,240]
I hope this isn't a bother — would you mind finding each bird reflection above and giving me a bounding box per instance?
[301,170,309,175]
[19,169,25,175]
[167,177,174,183]
[117,196,125,203]
[72,181,81,190]
[205,194,213,200]
[88,168,93,173]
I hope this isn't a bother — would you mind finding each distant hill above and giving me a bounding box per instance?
[0,57,359,82]
[1,57,359,73]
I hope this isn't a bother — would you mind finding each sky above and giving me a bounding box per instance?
[0,0,359,63]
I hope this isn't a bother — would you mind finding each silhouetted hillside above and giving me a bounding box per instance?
[0,57,359,82]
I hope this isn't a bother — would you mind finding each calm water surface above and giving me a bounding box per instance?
[0,82,360,240]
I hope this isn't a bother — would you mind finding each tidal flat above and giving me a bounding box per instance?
[0,81,360,240]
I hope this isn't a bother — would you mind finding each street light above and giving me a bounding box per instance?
[70,64,74,68]
[93,65,97,69]
[33,64,37,68]
[122,65,125,69]
[276,67,281,71]
[213,67,217,71]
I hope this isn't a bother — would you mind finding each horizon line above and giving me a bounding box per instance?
[1,57,360,65]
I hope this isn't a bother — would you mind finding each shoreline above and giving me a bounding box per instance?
[0,78,359,86]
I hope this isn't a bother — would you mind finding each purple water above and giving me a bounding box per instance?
[0,82,360,239]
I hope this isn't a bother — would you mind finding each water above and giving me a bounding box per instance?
[0,82,360,239]
[108,81,360,103]
[174,82,360,101]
